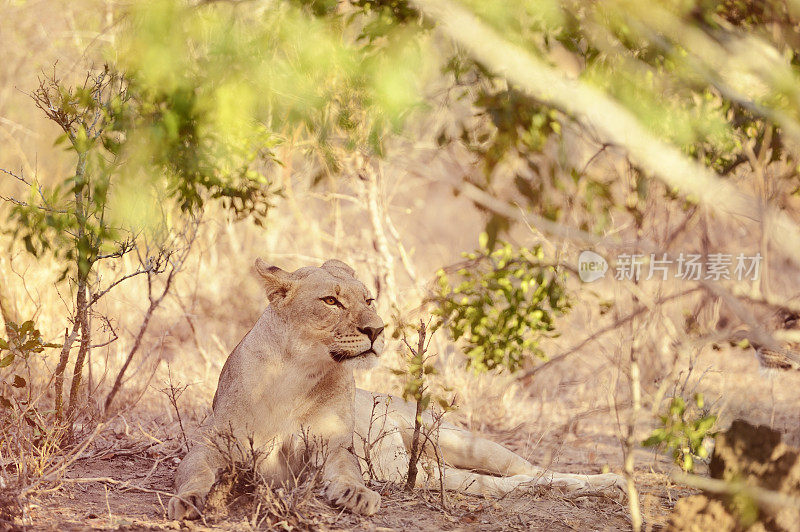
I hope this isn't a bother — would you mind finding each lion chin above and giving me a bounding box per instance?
[339,350,381,370]
[167,259,627,521]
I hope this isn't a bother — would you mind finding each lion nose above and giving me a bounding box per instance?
[358,325,384,343]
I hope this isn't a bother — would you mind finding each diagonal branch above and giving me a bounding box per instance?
[88,268,152,307]
[409,0,800,269]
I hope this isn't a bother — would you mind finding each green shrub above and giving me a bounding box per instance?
[434,235,570,372]
[642,394,717,472]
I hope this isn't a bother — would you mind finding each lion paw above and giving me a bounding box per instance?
[325,480,381,515]
[167,493,204,520]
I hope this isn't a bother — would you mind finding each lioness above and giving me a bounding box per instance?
[168,259,625,519]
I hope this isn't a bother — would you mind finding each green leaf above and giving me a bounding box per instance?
[0,354,14,368]
[20,320,34,335]
[642,434,664,447]
[420,395,431,411]
[54,132,69,146]
[694,393,704,409]
[695,416,716,435]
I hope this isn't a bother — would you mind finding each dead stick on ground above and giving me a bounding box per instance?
[671,471,800,516]
[19,422,106,498]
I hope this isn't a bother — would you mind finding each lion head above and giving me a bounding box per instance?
[254,258,385,369]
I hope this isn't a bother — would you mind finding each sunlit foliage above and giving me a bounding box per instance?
[642,393,717,472]
[435,236,570,372]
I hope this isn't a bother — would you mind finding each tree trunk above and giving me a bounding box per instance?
[54,277,84,421]
[67,281,90,421]
[55,151,89,422]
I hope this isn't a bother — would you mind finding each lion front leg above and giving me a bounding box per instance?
[322,443,381,516]
[168,443,223,520]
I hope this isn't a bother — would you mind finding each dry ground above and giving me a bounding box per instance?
[16,427,641,531]
[8,345,797,532]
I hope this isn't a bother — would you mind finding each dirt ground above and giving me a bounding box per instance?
[1,392,698,531]
[5,341,797,532]
[16,435,652,532]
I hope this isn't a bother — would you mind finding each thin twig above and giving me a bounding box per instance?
[88,267,153,307]
[518,287,700,380]
[160,365,191,454]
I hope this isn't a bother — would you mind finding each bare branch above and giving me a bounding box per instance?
[88,267,153,307]
[87,314,119,349]
[0,194,67,214]
[0,167,32,186]
[518,287,701,380]
[104,217,201,413]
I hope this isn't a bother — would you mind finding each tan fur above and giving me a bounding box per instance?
[168,259,625,520]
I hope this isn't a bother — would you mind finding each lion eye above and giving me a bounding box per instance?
[366,298,375,306]
[322,296,340,306]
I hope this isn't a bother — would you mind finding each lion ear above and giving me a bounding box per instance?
[254,258,292,302]
[321,259,355,278]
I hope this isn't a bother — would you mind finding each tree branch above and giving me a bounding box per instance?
[88,268,152,307]
[410,0,800,269]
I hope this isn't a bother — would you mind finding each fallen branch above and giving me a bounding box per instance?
[672,471,800,517]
